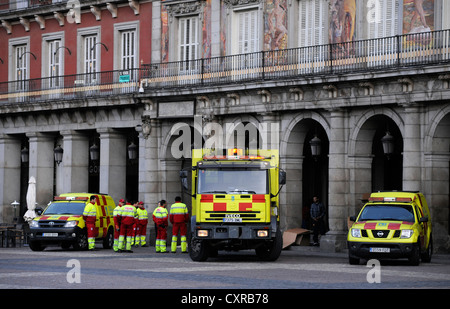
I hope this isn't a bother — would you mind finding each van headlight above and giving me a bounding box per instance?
[29,220,39,228]
[64,221,78,228]
[351,228,361,238]
[400,229,414,239]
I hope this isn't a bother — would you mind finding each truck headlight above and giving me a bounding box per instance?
[197,230,209,237]
[351,228,361,238]
[29,220,39,228]
[257,230,268,237]
[400,229,414,239]
[64,221,78,228]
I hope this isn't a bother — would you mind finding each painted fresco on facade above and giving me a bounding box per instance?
[161,1,169,62]
[329,0,356,57]
[403,0,434,47]
[264,0,288,51]
[202,0,212,59]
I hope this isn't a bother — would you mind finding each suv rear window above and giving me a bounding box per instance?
[358,204,415,222]
[43,202,86,215]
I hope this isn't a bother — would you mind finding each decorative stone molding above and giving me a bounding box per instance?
[129,0,140,15]
[53,12,65,26]
[20,17,30,32]
[1,20,11,34]
[323,84,338,98]
[227,93,240,106]
[164,0,205,22]
[106,3,118,18]
[289,88,304,101]
[34,15,45,29]
[398,78,413,92]
[438,74,450,89]
[90,6,101,21]
[223,0,263,8]
[359,82,374,95]
[258,89,271,103]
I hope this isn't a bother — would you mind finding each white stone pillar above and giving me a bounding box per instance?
[322,109,348,252]
[141,118,161,214]
[60,130,89,193]
[27,132,55,205]
[0,135,21,222]
[98,129,126,202]
[402,105,422,191]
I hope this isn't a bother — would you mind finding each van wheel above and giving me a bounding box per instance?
[408,242,421,266]
[103,227,114,249]
[73,229,88,250]
[421,235,432,263]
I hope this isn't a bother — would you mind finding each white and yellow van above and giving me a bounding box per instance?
[29,193,116,251]
[347,191,432,266]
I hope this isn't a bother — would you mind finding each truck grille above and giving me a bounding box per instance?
[38,220,66,228]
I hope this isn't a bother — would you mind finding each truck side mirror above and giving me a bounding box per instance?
[420,216,428,223]
[180,170,189,191]
[279,170,286,185]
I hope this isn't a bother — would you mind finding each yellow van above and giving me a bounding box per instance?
[29,193,116,251]
[347,191,432,265]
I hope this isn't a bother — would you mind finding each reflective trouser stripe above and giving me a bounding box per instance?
[118,235,132,250]
[171,236,177,252]
[156,239,166,252]
[113,238,119,251]
[181,236,187,252]
[171,236,187,252]
[88,237,95,250]
[140,236,146,246]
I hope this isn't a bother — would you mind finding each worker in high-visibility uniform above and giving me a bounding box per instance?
[135,201,148,247]
[118,201,137,253]
[169,196,189,253]
[131,201,138,246]
[112,199,125,252]
[152,200,168,253]
[83,195,98,251]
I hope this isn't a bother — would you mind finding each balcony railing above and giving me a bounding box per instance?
[1,29,450,104]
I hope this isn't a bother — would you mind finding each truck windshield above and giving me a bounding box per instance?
[43,202,86,215]
[198,168,268,194]
[358,204,415,222]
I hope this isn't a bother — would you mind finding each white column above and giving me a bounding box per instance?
[98,129,126,202]
[322,109,348,252]
[402,105,422,191]
[0,135,21,222]
[60,130,89,193]
[27,132,55,205]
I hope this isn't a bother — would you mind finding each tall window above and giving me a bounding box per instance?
[298,0,328,47]
[366,0,400,39]
[121,30,136,70]
[237,10,259,54]
[298,0,328,73]
[179,16,199,71]
[48,40,61,88]
[82,35,98,84]
[15,45,27,91]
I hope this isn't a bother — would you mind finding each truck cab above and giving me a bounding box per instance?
[181,149,285,261]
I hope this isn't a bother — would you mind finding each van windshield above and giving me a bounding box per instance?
[43,202,86,215]
[358,204,415,222]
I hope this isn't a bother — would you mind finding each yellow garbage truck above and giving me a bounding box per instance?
[180,149,286,261]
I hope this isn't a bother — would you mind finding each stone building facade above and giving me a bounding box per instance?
[0,0,449,252]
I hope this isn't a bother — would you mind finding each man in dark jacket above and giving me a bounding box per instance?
[310,196,325,246]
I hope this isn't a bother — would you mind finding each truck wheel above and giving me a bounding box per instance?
[103,227,114,249]
[189,237,209,262]
[73,229,88,250]
[29,241,45,251]
[255,228,282,261]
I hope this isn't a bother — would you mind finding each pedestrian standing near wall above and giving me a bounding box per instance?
[113,198,124,252]
[118,201,137,253]
[135,201,148,247]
